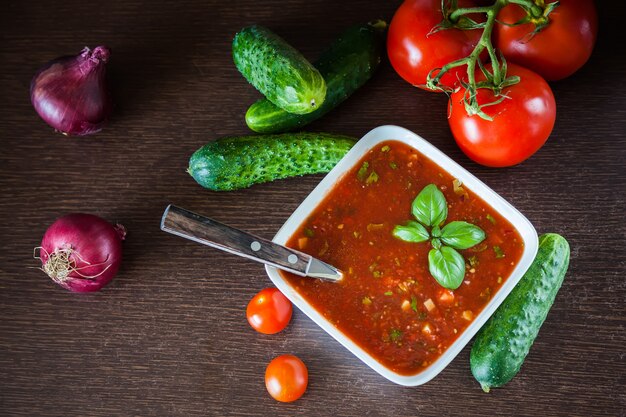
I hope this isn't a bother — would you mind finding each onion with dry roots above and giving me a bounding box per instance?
[35,213,126,292]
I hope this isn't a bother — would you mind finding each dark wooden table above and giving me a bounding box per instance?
[1,1,624,416]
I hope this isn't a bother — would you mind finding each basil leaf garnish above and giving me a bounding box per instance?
[428,246,465,289]
[441,221,486,249]
[393,183,486,290]
[411,184,448,227]
[392,221,429,243]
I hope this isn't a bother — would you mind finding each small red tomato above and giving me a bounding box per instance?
[495,0,598,81]
[387,0,483,91]
[246,288,292,334]
[448,63,556,167]
[265,355,308,402]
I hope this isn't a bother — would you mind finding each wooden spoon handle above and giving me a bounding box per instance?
[160,205,310,276]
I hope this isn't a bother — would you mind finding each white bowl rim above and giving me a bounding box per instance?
[265,125,538,386]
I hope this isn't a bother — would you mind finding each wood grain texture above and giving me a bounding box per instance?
[0,1,624,416]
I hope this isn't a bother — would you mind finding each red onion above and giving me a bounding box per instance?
[35,214,126,292]
[30,46,112,136]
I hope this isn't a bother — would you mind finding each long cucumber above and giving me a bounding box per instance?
[245,20,387,133]
[470,233,570,392]
[188,133,356,191]
[233,26,326,115]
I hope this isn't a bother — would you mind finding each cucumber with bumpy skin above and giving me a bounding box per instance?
[233,26,326,115]
[245,20,387,133]
[188,133,356,191]
[470,233,570,392]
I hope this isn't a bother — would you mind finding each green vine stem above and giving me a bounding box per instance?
[426,0,559,121]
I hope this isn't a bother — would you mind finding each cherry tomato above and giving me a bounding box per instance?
[495,0,598,81]
[265,355,308,402]
[246,288,292,334]
[387,0,483,91]
[448,63,556,167]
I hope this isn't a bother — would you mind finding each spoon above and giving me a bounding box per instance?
[160,205,343,282]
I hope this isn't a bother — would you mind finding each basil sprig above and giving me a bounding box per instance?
[392,184,486,289]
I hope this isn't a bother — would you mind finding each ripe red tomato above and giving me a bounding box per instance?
[246,288,292,335]
[265,355,308,402]
[448,63,556,167]
[387,0,483,91]
[495,0,598,81]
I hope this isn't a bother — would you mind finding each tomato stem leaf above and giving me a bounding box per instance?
[429,0,560,120]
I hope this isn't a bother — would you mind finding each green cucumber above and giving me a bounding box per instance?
[188,133,356,191]
[470,233,571,392]
[246,20,387,133]
[233,26,326,115]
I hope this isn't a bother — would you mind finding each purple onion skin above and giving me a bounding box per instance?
[30,46,112,136]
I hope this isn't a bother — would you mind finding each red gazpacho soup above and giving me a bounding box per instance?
[281,140,524,375]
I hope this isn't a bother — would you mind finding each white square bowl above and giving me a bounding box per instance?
[265,125,538,386]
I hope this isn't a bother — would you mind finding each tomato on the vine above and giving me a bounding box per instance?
[387,0,483,91]
[448,63,556,167]
[265,355,308,402]
[495,0,598,81]
[246,288,292,335]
